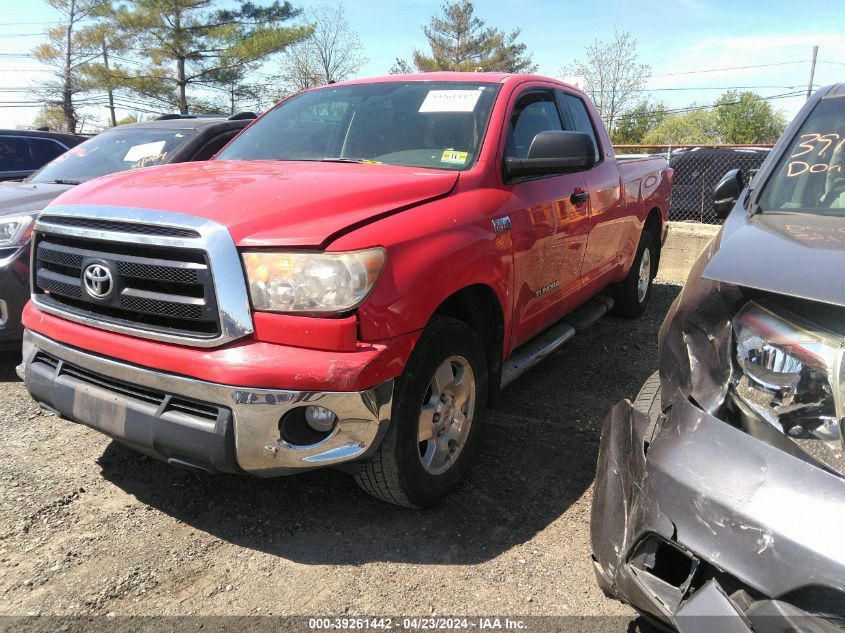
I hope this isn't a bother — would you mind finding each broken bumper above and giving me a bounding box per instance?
[591,389,845,631]
[20,329,393,476]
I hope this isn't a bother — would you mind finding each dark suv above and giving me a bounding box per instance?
[0,129,87,182]
[0,113,256,349]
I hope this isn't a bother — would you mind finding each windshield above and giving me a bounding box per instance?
[216,81,500,171]
[28,128,195,184]
[758,95,845,214]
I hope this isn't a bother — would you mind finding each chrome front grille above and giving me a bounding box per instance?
[36,216,202,238]
[30,207,254,347]
[33,234,220,337]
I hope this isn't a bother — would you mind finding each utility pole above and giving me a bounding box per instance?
[806,45,818,101]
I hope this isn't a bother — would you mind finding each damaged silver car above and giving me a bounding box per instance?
[591,83,845,631]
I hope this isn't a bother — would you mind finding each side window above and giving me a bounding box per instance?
[0,137,36,172]
[29,138,67,166]
[506,91,563,159]
[193,131,238,161]
[561,94,600,163]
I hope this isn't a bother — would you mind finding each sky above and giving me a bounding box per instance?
[1,0,844,132]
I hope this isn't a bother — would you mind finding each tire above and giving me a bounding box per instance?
[609,231,656,318]
[633,371,662,444]
[354,316,488,507]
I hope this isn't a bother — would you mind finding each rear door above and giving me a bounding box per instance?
[501,86,591,349]
[0,136,38,180]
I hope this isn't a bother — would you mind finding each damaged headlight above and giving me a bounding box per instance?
[732,302,844,461]
[242,248,385,314]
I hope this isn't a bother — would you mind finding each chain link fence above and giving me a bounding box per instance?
[614,144,773,223]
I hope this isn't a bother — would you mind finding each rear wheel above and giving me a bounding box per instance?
[354,316,488,507]
[609,231,656,318]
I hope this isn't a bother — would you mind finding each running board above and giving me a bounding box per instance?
[500,295,614,389]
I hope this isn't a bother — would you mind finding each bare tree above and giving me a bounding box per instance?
[280,3,369,93]
[561,30,650,136]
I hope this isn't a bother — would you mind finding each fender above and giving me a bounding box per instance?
[329,167,514,355]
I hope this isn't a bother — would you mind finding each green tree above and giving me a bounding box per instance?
[643,108,721,145]
[32,0,113,133]
[714,90,786,144]
[612,100,668,145]
[412,0,536,73]
[118,0,312,114]
[562,30,650,137]
[32,104,69,131]
[389,58,413,75]
[74,3,133,128]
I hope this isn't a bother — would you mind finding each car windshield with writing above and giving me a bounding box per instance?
[28,128,196,185]
[758,96,845,214]
[215,81,500,171]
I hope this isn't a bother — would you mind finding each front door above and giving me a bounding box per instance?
[501,88,592,349]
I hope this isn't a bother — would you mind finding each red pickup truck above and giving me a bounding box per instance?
[19,73,671,507]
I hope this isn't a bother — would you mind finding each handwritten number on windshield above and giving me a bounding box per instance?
[786,133,845,177]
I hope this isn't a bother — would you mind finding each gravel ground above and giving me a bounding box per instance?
[0,224,716,630]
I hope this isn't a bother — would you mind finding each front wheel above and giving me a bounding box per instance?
[609,231,656,318]
[353,316,488,507]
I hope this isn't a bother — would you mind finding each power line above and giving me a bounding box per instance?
[0,21,58,26]
[651,60,806,77]
[613,90,805,123]
[598,85,806,93]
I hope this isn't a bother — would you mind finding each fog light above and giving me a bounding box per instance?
[304,406,337,432]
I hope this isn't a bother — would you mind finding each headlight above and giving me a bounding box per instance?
[0,215,35,248]
[242,248,385,314]
[732,302,843,450]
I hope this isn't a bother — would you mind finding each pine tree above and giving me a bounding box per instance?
[412,1,536,73]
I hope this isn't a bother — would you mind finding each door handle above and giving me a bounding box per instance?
[570,190,589,204]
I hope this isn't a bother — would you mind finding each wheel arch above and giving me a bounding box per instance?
[431,283,505,404]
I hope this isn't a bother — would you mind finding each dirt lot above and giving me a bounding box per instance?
[0,224,717,629]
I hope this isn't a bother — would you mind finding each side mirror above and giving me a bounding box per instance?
[505,131,596,180]
[712,168,744,220]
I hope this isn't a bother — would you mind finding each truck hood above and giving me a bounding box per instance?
[0,181,73,217]
[703,209,845,307]
[48,160,459,247]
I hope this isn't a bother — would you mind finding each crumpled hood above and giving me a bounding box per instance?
[704,209,845,307]
[0,181,73,217]
[47,160,459,247]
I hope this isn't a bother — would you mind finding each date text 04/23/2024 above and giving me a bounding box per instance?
[307,618,527,630]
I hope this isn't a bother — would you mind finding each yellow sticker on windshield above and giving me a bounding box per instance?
[441,150,468,164]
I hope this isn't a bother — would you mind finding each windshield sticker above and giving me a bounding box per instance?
[786,133,844,177]
[134,152,167,168]
[123,141,167,162]
[419,90,482,113]
[441,149,468,164]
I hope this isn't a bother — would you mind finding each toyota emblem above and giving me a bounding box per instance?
[83,263,114,299]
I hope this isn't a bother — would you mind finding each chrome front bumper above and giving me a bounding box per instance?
[20,330,393,476]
